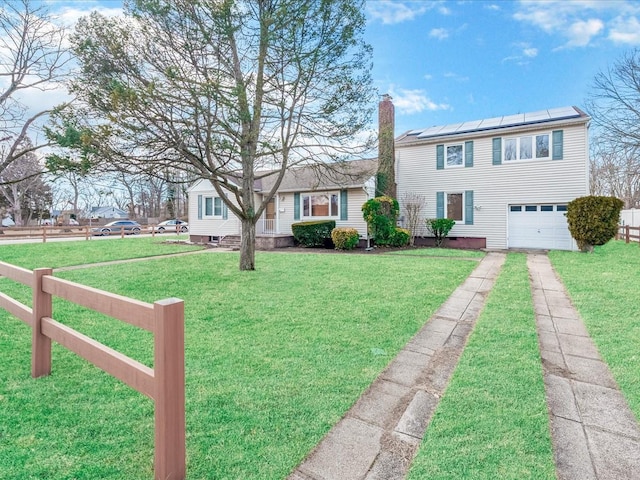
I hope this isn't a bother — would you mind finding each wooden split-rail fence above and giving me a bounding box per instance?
[616,225,640,245]
[0,261,186,480]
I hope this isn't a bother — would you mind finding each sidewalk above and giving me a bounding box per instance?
[288,252,506,480]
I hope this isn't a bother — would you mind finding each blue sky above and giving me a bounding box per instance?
[38,0,640,135]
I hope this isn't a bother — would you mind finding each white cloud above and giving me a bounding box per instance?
[444,72,469,82]
[609,16,640,45]
[367,1,429,24]
[512,0,637,48]
[523,47,538,57]
[565,18,604,46]
[424,73,433,80]
[429,28,449,40]
[502,42,538,64]
[388,87,450,115]
[367,1,451,24]
[485,4,501,11]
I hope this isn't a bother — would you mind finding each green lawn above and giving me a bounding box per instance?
[550,241,640,420]
[0,241,480,479]
[0,236,201,270]
[407,254,555,480]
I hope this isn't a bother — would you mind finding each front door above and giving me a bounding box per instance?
[264,198,276,233]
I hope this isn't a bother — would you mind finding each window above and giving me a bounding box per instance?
[510,205,522,212]
[541,205,553,212]
[556,205,568,212]
[525,205,537,212]
[504,133,550,161]
[302,193,339,218]
[447,193,463,221]
[446,144,463,167]
[204,197,223,217]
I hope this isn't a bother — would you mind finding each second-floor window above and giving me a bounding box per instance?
[504,134,550,161]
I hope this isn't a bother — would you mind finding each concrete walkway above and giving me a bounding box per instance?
[288,252,506,480]
[528,253,640,480]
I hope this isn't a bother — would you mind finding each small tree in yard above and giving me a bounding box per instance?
[426,218,455,247]
[362,196,399,245]
[566,195,624,252]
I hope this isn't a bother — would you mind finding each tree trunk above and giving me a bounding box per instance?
[239,217,256,271]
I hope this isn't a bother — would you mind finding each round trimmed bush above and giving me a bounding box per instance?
[566,196,624,252]
[331,227,360,250]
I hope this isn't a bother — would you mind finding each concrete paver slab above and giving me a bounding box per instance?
[550,415,597,480]
[586,427,640,480]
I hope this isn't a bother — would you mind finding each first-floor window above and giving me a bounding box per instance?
[204,196,223,217]
[303,192,338,217]
[447,193,463,221]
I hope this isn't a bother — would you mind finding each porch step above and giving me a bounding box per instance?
[218,235,241,249]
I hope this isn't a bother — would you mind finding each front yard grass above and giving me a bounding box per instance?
[407,253,555,480]
[549,240,640,421]
[0,236,202,269]
[0,245,480,479]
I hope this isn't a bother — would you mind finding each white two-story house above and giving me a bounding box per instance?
[395,106,590,250]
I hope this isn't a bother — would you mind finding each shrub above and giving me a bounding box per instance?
[362,196,399,245]
[566,196,624,252]
[331,227,360,250]
[426,218,456,247]
[292,220,336,247]
[389,227,410,247]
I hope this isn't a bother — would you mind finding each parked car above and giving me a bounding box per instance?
[68,218,80,226]
[1,216,15,227]
[153,219,188,233]
[92,220,142,236]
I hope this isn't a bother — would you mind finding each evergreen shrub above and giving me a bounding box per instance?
[331,227,360,250]
[566,196,624,252]
[292,220,336,247]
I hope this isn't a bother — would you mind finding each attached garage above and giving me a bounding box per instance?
[508,204,576,250]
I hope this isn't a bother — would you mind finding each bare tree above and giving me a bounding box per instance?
[0,0,71,180]
[50,0,375,270]
[0,140,51,225]
[401,191,426,246]
[589,136,640,208]
[588,49,640,150]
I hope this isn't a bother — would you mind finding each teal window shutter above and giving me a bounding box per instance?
[492,138,502,165]
[465,141,473,167]
[465,190,474,225]
[222,201,228,220]
[294,192,300,220]
[552,130,563,160]
[436,145,444,170]
[197,195,202,220]
[340,190,348,220]
[436,192,444,219]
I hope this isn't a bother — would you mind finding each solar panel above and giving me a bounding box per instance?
[408,106,583,140]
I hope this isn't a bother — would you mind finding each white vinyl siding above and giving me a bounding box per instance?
[396,121,588,249]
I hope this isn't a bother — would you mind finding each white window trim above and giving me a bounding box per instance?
[301,191,340,219]
[446,191,465,222]
[503,132,551,162]
[445,143,464,169]
[203,196,223,218]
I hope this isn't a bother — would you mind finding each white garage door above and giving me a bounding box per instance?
[508,204,575,250]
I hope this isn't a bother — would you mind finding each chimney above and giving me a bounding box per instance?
[377,94,396,198]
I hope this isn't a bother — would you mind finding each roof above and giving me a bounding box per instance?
[396,106,589,145]
[257,158,378,193]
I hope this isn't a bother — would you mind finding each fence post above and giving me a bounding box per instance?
[626,225,630,243]
[153,298,186,480]
[32,268,53,377]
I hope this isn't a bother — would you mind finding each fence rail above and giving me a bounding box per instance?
[0,260,185,479]
[0,224,185,243]
[616,225,640,245]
